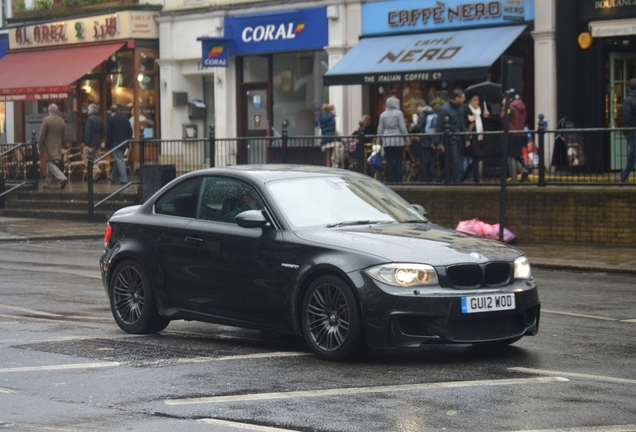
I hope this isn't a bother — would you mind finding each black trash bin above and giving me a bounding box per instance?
[141,164,176,202]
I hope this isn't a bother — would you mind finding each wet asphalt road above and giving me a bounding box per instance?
[0,239,635,432]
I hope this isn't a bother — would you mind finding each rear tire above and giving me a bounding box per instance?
[301,275,365,361]
[109,259,169,334]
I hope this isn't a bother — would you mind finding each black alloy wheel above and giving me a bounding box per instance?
[109,260,169,334]
[302,275,364,361]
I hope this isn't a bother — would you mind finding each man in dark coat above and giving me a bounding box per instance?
[84,103,105,181]
[435,89,469,183]
[620,78,636,183]
[106,105,132,184]
[38,103,68,189]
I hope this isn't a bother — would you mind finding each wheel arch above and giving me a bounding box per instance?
[292,265,364,338]
[105,243,166,305]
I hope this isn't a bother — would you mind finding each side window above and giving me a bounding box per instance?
[154,177,201,218]
[197,177,264,223]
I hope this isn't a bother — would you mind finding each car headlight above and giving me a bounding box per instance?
[365,263,439,287]
[514,256,531,280]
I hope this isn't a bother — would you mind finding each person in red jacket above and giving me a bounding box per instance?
[501,94,529,182]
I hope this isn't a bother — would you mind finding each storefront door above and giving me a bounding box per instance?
[239,84,270,164]
[609,53,636,170]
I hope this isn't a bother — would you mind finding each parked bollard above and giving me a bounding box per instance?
[31,130,39,191]
[139,127,145,168]
[357,120,365,174]
[209,124,215,168]
[538,114,546,187]
[88,148,94,223]
[282,121,289,164]
[442,116,451,184]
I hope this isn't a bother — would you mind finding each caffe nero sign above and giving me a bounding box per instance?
[580,0,636,21]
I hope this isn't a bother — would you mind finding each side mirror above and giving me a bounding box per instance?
[235,210,269,228]
[411,204,427,217]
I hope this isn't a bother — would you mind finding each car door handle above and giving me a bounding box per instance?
[184,236,204,245]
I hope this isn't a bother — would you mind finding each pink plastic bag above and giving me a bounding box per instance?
[482,223,516,243]
[456,219,516,243]
[490,224,516,243]
[455,218,486,237]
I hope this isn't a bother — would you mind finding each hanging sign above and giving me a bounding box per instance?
[198,37,232,67]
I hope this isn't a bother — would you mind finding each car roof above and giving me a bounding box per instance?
[180,164,367,182]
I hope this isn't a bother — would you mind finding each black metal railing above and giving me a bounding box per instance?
[0,131,40,202]
[4,119,636,224]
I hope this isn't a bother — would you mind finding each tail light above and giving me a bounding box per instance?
[103,224,112,248]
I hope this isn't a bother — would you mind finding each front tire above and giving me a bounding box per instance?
[109,259,169,334]
[301,275,365,361]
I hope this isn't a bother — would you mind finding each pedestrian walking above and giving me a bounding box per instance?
[421,104,440,183]
[435,89,469,183]
[462,94,490,183]
[106,105,132,184]
[84,103,105,181]
[501,94,530,182]
[620,78,636,183]
[378,93,409,182]
[38,103,68,189]
[319,104,341,167]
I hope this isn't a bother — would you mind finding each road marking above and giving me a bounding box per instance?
[0,303,64,317]
[0,333,143,344]
[510,367,636,384]
[542,309,619,321]
[0,313,110,328]
[0,421,89,431]
[0,264,101,279]
[199,418,300,431]
[512,425,636,432]
[169,351,311,365]
[621,318,636,323]
[165,376,568,405]
[0,387,13,393]
[0,362,119,374]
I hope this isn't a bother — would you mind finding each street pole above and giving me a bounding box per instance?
[499,91,513,243]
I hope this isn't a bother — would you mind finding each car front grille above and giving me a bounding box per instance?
[445,262,512,288]
[446,316,523,341]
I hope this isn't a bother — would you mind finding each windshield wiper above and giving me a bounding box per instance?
[327,220,393,228]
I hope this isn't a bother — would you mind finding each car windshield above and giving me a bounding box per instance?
[267,175,426,228]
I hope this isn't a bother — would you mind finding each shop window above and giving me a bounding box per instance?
[138,51,156,72]
[272,51,328,136]
[137,74,156,139]
[81,78,100,107]
[243,56,268,83]
[110,73,135,112]
[86,64,103,75]
[107,51,134,73]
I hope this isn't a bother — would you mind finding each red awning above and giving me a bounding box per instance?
[0,42,125,102]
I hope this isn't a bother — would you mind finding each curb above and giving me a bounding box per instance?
[529,259,636,275]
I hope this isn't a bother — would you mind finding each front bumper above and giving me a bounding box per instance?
[355,274,540,348]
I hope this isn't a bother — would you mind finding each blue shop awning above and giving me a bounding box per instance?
[323,25,526,86]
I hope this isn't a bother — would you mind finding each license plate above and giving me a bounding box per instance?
[461,294,515,314]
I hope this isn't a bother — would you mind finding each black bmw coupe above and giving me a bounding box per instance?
[100,165,539,361]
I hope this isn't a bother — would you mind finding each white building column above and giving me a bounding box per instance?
[5,104,15,144]
[532,0,557,167]
[326,3,364,136]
